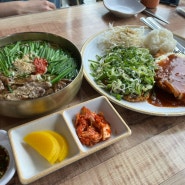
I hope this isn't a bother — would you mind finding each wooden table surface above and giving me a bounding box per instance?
[1,1,185,185]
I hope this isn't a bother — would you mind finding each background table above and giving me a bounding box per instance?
[0,1,185,185]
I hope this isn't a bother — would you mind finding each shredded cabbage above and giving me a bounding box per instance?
[98,25,145,51]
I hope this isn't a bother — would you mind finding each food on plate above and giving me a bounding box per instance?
[0,145,9,179]
[0,41,79,101]
[90,46,156,101]
[98,25,176,57]
[98,25,145,50]
[154,53,185,103]
[88,25,181,104]
[144,29,176,56]
[46,130,68,162]
[24,130,68,164]
[74,106,111,146]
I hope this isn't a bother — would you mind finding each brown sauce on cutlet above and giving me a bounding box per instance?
[147,85,185,107]
[148,54,185,107]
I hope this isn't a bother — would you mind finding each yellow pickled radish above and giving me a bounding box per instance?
[46,130,68,162]
[24,131,60,164]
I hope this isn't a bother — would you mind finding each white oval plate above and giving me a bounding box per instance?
[81,26,185,116]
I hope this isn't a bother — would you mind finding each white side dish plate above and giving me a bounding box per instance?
[81,27,185,116]
[0,130,16,185]
[103,0,146,18]
[8,96,131,184]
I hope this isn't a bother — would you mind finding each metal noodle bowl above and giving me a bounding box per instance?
[0,32,83,118]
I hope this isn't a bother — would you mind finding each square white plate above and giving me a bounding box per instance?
[8,96,131,184]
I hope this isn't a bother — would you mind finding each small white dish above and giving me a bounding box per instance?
[0,130,16,185]
[103,0,146,18]
[63,96,131,152]
[8,96,131,184]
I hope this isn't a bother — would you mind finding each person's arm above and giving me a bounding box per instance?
[0,0,56,18]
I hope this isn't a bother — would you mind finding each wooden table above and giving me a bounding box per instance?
[1,1,185,185]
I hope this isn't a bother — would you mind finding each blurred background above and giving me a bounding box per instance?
[61,0,102,7]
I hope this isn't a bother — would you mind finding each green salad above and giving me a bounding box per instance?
[90,46,157,101]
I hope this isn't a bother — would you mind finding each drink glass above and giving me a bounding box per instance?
[140,0,160,9]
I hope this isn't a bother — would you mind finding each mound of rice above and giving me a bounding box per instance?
[144,28,176,55]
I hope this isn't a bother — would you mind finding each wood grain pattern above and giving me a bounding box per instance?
[0,1,185,185]
[60,122,185,185]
